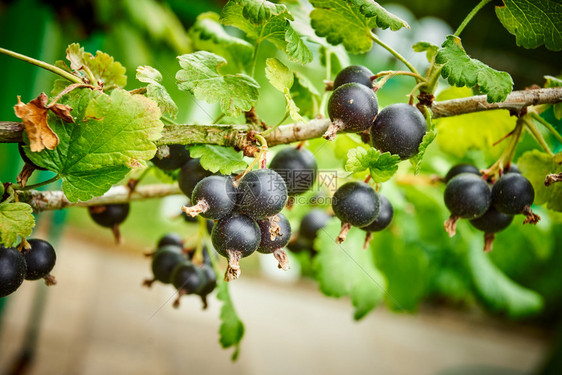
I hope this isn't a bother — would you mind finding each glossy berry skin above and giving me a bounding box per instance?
[470,206,514,233]
[198,263,217,297]
[445,164,480,183]
[0,246,27,298]
[151,144,190,170]
[211,214,261,258]
[22,239,56,280]
[332,182,380,227]
[328,83,379,133]
[152,246,185,284]
[89,203,130,227]
[257,213,292,254]
[370,103,427,160]
[157,233,183,249]
[236,169,288,220]
[362,195,393,232]
[269,147,317,196]
[191,175,237,219]
[178,158,213,198]
[491,174,534,215]
[18,143,47,170]
[333,65,373,90]
[299,209,331,243]
[444,174,491,219]
[504,164,520,174]
[171,261,204,294]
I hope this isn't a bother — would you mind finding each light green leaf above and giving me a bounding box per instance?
[217,282,245,361]
[25,88,163,202]
[65,43,127,88]
[265,58,305,123]
[345,147,400,183]
[136,66,178,119]
[495,0,562,51]
[309,0,409,54]
[236,0,289,24]
[284,26,314,64]
[409,129,437,174]
[176,51,260,117]
[290,72,321,118]
[187,144,247,175]
[518,150,562,211]
[435,35,513,103]
[545,75,562,119]
[313,218,386,320]
[0,202,35,247]
[412,41,439,62]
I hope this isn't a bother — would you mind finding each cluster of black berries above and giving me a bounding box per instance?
[144,233,217,309]
[0,239,57,298]
[325,65,427,160]
[443,163,540,251]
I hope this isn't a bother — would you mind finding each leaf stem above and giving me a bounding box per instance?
[160,115,177,125]
[523,117,554,156]
[529,111,562,144]
[0,47,82,84]
[262,113,289,136]
[249,41,261,78]
[15,174,61,191]
[213,113,226,124]
[454,0,493,37]
[372,70,425,82]
[369,31,419,76]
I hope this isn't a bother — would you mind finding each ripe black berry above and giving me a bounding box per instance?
[299,209,331,244]
[88,203,130,244]
[443,173,491,236]
[333,65,373,90]
[491,173,539,224]
[151,144,190,170]
[212,213,261,281]
[257,213,292,270]
[144,245,185,287]
[445,164,480,183]
[22,239,57,284]
[361,195,393,248]
[0,246,27,298]
[504,164,520,174]
[269,147,317,197]
[325,82,379,140]
[236,169,288,220]
[183,175,236,220]
[470,206,514,252]
[171,260,204,307]
[178,158,213,198]
[197,263,217,309]
[370,103,427,160]
[157,233,184,248]
[332,181,379,243]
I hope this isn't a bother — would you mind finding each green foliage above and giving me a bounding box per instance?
[176,51,260,117]
[25,88,163,202]
[545,75,562,119]
[265,58,304,123]
[217,282,245,361]
[187,144,247,174]
[495,0,562,51]
[345,147,400,182]
[518,150,562,211]
[410,129,437,174]
[412,41,439,62]
[309,0,409,54]
[136,66,178,118]
[0,202,35,247]
[435,35,513,103]
[313,218,386,320]
[290,72,321,118]
[64,43,127,88]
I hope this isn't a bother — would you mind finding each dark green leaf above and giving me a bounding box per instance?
[187,144,247,174]
[136,66,178,119]
[217,282,245,361]
[0,202,35,247]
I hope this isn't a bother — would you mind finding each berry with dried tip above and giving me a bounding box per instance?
[269,147,317,196]
[470,206,514,252]
[88,203,130,244]
[370,103,427,160]
[0,246,27,298]
[151,144,190,170]
[332,181,380,243]
[333,65,373,90]
[178,158,213,198]
[236,169,288,220]
[143,245,185,287]
[212,213,261,281]
[22,239,57,285]
[361,195,393,248]
[445,164,480,183]
[491,173,539,224]
[257,213,292,270]
[171,260,205,308]
[183,175,237,220]
[325,83,379,140]
[443,173,491,237]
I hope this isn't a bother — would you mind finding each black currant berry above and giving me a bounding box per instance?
[470,206,514,252]
[332,181,379,243]
[144,245,185,287]
[370,103,427,160]
[186,245,212,265]
[325,82,379,140]
[333,65,373,90]
[157,233,184,249]
[178,158,213,198]
[445,164,480,183]
[491,173,539,224]
[361,195,393,248]
[151,144,190,170]
[443,173,491,237]
[269,147,317,197]
[236,169,288,220]
[197,263,217,309]
[88,203,130,244]
[211,213,261,281]
[183,175,236,220]
[504,164,520,174]
[257,213,292,270]
[299,209,331,243]
[171,260,204,307]
[18,143,47,170]
[0,246,27,298]
[22,239,57,285]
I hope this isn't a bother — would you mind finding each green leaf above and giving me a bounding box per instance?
[518,150,562,211]
[25,88,163,202]
[290,72,321,118]
[189,12,254,72]
[176,51,260,117]
[0,202,35,247]
[345,147,400,183]
[65,43,127,88]
[435,35,513,103]
[136,66,178,119]
[412,41,439,62]
[409,129,437,174]
[217,282,245,361]
[187,144,247,175]
[284,26,314,64]
[313,218,386,320]
[466,239,543,318]
[309,0,409,54]
[495,0,562,51]
[265,58,305,123]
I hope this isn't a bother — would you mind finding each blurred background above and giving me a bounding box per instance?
[0,0,561,374]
